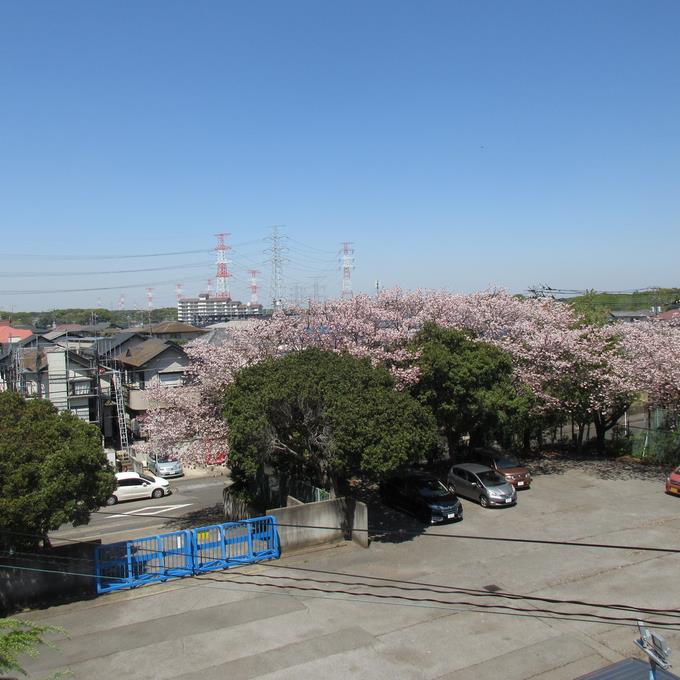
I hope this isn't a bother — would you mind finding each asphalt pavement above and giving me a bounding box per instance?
[24,458,680,679]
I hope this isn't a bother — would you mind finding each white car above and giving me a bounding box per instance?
[106,471,171,505]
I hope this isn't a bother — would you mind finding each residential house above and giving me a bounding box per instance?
[0,320,32,344]
[111,338,188,412]
[655,307,680,322]
[608,310,656,323]
[126,321,207,342]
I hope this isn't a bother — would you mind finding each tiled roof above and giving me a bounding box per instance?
[655,308,680,321]
[127,321,205,335]
[118,339,183,368]
[576,658,678,679]
[0,326,32,343]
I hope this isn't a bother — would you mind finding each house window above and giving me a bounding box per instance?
[137,372,146,389]
[158,372,182,386]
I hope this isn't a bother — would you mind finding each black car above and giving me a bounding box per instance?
[380,471,463,524]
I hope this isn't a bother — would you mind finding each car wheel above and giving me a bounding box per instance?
[151,488,164,499]
[106,495,118,506]
[479,495,489,508]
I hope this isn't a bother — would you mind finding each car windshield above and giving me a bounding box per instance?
[496,454,520,469]
[140,473,156,484]
[477,470,507,487]
[416,479,451,498]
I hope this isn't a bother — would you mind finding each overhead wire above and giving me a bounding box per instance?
[2,557,679,630]
[89,509,680,555]
[0,249,212,260]
[5,514,680,628]
[0,262,214,278]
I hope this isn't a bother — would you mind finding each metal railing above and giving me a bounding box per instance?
[94,515,279,594]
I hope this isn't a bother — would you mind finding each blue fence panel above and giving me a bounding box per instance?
[191,517,280,573]
[95,515,279,594]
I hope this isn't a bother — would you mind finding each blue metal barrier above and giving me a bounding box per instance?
[95,515,279,594]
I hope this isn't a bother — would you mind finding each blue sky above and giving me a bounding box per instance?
[1,0,679,311]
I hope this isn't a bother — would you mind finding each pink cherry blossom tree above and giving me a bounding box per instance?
[141,289,680,464]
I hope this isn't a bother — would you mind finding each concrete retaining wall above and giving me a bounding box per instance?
[0,541,100,616]
[267,497,369,552]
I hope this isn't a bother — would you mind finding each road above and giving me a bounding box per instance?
[51,476,226,545]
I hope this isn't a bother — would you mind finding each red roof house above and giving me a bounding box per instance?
[0,321,32,344]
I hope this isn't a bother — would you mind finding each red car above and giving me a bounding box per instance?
[665,466,680,496]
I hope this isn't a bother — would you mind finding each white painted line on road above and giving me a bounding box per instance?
[103,503,192,520]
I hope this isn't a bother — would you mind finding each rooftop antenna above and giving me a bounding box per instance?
[635,621,671,678]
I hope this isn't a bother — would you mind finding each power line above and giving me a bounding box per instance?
[0,262,213,278]
[2,559,678,630]
[89,510,680,555]
[0,249,212,260]
[0,275,207,295]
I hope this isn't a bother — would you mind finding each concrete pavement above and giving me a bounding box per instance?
[20,459,680,679]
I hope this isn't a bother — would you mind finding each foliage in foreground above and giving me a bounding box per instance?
[0,618,65,678]
[0,392,116,550]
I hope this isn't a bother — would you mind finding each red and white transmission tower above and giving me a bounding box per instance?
[206,278,213,296]
[214,232,232,299]
[146,288,154,310]
[248,269,260,306]
[175,283,184,302]
[118,294,125,311]
[340,241,355,299]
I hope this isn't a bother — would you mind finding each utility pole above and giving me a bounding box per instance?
[340,241,355,299]
[248,269,260,306]
[214,232,232,299]
[266,225,286,310]
[146,288,154,335]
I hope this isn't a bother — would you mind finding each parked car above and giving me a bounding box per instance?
[148,455,184,478]
[665,466,680,496]
[106,471,171,505]
[447,463,517,508]
[468,448,532,489]
[380,471,463,524]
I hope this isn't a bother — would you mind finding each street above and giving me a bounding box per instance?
[51,476,226,545]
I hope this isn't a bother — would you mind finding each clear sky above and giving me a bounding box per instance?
[1,0,679,311]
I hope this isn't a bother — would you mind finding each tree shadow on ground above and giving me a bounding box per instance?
[348,481,427,544]
[528,450,669,482]
[163,503,225,531]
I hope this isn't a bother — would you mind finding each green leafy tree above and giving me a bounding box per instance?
[223,348,439,496]
[0,392,115,550]
[569,289,610,327]
[0,618,66,678]
[411,323,523,454]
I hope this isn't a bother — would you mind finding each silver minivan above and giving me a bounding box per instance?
[448,463,517,508]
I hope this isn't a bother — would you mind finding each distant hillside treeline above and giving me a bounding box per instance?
[0,307,178,328]
[566,288,680,312]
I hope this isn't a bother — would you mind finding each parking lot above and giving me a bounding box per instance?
[22,456,680,679]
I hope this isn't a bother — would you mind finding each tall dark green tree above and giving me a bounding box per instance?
[223,348,439,496]
[411,323,524,453]
[0,392,115,550]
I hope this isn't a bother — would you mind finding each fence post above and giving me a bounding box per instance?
[247,520,254,559]
[126,542,133,587]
